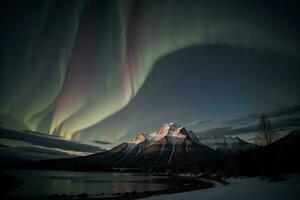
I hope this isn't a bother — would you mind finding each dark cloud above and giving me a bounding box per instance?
[0,128,104,153]
[15,145,72,156]
[185,119,217,127]
[197,105,300,137]
[0,145,76,160]
[92,140,113,145]
[267,105,300,119]
[223,105,300,126]
[223,113,260,126]
[197,126,254,137]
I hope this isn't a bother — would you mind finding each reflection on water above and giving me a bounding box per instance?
[6,169,170,197]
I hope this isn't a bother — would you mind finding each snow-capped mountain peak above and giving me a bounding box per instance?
[129,134,146,144]
[146,122,188,142]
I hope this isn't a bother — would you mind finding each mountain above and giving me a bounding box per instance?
[197,135,256,155]
[82,123,224,167]
[267,128,300,148]
[261,128,300,173]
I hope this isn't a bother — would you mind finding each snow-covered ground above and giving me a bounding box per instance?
[141,175,300,200]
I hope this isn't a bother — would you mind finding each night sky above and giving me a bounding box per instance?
[0,0,299,148]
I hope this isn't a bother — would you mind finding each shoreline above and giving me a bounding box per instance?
[6,176,216,200]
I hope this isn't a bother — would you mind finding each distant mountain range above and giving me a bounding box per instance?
[197,135,256,155]
[1,123,299,175]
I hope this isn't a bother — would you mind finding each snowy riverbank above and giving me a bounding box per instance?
[141,175,300,200]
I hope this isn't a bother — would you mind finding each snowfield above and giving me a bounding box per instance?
[141,175,300,200]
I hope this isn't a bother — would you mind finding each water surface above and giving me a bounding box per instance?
[6,169,171,197]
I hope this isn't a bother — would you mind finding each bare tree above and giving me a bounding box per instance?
[257,114,277,146]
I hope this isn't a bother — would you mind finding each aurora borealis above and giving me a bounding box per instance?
[0,0,299,146]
